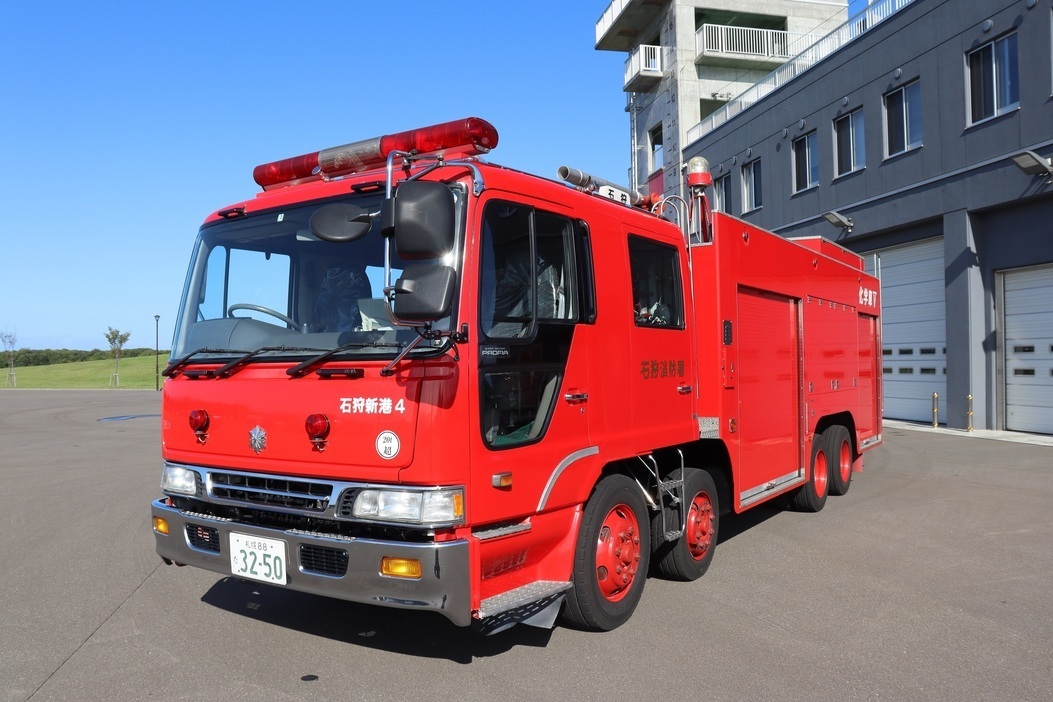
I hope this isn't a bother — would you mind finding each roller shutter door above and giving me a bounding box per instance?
[1003,265,1053,434]
[866,239,947,423]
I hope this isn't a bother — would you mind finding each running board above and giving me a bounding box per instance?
[477,580,572,619]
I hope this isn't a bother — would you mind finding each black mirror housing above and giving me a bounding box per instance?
[392,265,456,322]
[309,203,372,243]
[392,181,455,259]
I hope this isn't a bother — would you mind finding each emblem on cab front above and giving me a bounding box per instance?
[249,425,267,454]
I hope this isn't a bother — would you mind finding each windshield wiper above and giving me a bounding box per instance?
[162,348,249,378]
[167,346,330,379]
[287,340,403,378]
[205,346,331,379]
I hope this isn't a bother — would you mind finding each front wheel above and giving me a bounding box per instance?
[561,474,651,631]
[652,468,720,581]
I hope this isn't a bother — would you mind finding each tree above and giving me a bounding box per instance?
[105,327,131,384]
[1,329,15,386]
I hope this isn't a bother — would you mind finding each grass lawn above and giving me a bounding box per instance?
[2,354,170,390]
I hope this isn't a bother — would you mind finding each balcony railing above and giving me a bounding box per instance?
[596,0,632,45]
[687,0,917,145]
[696,24,820,63]
[624,44,663,91]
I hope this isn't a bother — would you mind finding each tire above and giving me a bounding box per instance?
[791,430,830,512]
[826,425,854,496]
[652,467,720,581]
[560,474,651,631]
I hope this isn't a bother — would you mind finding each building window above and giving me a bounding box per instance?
[834,109,866,176]
[884,80,922,157]
[967,33,1019,124]
[792,132,818,192]
[742,159,762,212]
[712,173,730,212]
[649,125,664,173]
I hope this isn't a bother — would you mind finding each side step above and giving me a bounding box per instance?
[477,580,572,619]
[638,451,687,542]
[657,476,686,541]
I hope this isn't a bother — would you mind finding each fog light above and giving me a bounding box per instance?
[381,557,422,579]
[153,517,170,535]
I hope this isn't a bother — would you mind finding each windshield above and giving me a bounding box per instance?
[170,190,462,362]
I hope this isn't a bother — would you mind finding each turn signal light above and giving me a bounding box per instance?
[153,517,170,535]
[381,557,422,579]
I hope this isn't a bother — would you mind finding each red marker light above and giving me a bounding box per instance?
[252,117,499,189]
[305,413,331,451]
[188,409,210,443]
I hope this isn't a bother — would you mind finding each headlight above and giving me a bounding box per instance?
[352,487,464,525]
[161,464,199,496]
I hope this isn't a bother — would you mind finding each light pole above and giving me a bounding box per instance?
[154,315,160,391]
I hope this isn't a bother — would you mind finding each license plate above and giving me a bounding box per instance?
[229,533,287,585]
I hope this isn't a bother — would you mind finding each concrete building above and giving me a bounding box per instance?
[596,0,848,199]
[602,0,1053,434]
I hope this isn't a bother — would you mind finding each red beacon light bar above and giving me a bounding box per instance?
[252,117,499,190]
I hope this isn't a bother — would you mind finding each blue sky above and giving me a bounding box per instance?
[0,2,626,351]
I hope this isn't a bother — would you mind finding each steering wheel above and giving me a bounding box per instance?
[227,303,303,332]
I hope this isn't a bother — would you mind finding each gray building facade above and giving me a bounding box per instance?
[680,0,1053,434]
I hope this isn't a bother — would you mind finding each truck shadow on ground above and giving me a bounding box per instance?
[200,577,553,663]
[198,500,787,662]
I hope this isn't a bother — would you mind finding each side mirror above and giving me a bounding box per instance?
[309,203,372,243]
[384,181,455,259]
[391,265,455,322]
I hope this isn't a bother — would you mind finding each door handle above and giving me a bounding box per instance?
[677,384,693,395]
[564,392,589,404]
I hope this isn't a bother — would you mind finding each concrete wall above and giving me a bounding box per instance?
[626,0,848,196]
[682,0,1053,429]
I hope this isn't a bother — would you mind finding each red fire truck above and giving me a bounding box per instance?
[151,117,881,632]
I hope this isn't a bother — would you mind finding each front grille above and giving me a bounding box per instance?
[299,544,349,577]
[336,489,359,519]
[186,524,221,553]
[209,471,333,512]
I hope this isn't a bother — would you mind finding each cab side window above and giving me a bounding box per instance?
[629,236,683,328]
[478,201,582,448]
[480,202,576,339]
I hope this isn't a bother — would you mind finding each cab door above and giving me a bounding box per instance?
[627,234,697,452]
[467,198,595,525]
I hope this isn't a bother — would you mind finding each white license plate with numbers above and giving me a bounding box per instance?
[229,533,287,585]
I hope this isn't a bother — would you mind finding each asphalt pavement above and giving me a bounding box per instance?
[1,390,1051,701]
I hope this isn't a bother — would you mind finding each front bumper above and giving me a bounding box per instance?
[151,498,472,626]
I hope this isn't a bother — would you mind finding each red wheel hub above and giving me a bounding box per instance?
[814,448,829,498]
[685,492,714,560]
[594,503,641,602]
[837,440,851,485]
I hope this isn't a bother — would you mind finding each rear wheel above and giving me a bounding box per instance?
[791,430,830,512]
[652,468,720,581]
[561,474,650,631]
[827,425,854,496]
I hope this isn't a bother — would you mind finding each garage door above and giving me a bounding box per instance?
[866,239,947,423]
[1002,265,1053,434]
